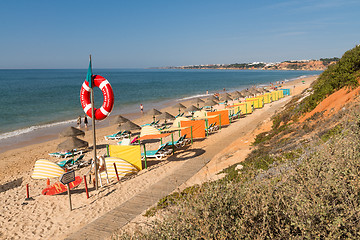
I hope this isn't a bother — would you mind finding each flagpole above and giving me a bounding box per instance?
[89,55,99,190]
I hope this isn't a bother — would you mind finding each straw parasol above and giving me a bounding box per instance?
[157,111,175,125]
[191,98,205,108]
[186,105,200,112]
[147,108,162,122]
[203,99,218,111]
[206,95,219,102]
[57,136,88,151]
[111,115,130,125]
[172,103,186,114]
[240,89,251,97]
[219,92,231,97]
[219,95,233,102]
[186,105,200,119]
[59,126,85,138]
[117,121,141,132]
[203,99,218,107]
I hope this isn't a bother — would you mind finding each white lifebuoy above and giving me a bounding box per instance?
[80,75,114,120]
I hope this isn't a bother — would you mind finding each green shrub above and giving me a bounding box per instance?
[118,115,360,239]
[300,45,360,113]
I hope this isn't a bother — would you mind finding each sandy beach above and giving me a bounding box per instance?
[0,75,316,240]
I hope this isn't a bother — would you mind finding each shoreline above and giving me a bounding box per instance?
[0,75,317,239]
[0,74,314,154]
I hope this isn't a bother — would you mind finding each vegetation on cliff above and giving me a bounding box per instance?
[299,45,360,113]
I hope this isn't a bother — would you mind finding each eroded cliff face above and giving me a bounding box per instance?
[264,60,337,70]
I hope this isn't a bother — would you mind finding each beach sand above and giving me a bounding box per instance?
[0,76,316,239]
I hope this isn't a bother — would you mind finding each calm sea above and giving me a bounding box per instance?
[0,69,321,143]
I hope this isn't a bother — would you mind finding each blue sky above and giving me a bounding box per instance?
[0,0,359,69]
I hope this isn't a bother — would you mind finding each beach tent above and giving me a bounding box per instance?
[193,110,207,119]
[271,91,279,101]
[32,159,65,179]
[207,110,230,127]
[279,90,285,98]
[181,120,206,139]
[246,97,264,109]
[100,157,138,179]
[234,102,253,114]
[263,93,272,104]
[108,145,142,171]
[172,116,190,128]
[280,89,291,96]
[140,125,160,137]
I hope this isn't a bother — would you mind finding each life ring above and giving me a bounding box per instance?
[80,75,114,120]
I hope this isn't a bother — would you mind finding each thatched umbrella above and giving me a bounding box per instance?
[206,95,219,102]
[59,126,85,138]
[147,108,162,122]
[191,98,205,108]
[203,99,218,112]
[219,92,231,98]
[111,115,130,125]
[57,136,88,151]
[157,112,175,125]
[172,103,187,114]
[220,95,233,102]
[240,89,251,97]
[219,95,233,107]
[186,105,200,119]
[117,121,141,132]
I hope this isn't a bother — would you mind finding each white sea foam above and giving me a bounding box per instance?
[0,119,76,140]
[177,93,211,101]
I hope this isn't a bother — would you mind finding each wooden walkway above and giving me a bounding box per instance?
[64,148,217,239]
[65,99,287,240]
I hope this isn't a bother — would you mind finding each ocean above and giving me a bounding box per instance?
[0,69,321,151]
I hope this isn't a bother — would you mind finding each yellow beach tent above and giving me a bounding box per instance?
[108,145,142,171]
[32,159,65,179]
[100,157,138,179]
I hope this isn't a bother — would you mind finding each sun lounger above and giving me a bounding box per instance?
[206,123,219,134]
[161,135,187,149]
[48,149,83,158]
[141,120,160,127]
[104,131,129,140]
[141,143,172,160]
[57,154,85,168]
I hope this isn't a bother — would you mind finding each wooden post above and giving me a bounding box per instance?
[83,175,89,199]
[67,184,72,211]
[113,162,120,181]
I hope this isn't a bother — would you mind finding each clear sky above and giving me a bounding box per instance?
[1,0,359,69]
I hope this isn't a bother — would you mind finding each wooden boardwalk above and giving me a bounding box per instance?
[65,152,211,240]
[65,99,287,240]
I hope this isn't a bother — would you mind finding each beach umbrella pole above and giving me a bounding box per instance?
[190,126,193,144]
[143,144,148,169]
[171,133,175,154]
[89,55,99,190]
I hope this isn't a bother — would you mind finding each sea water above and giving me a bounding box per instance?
[0,69,321,144]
